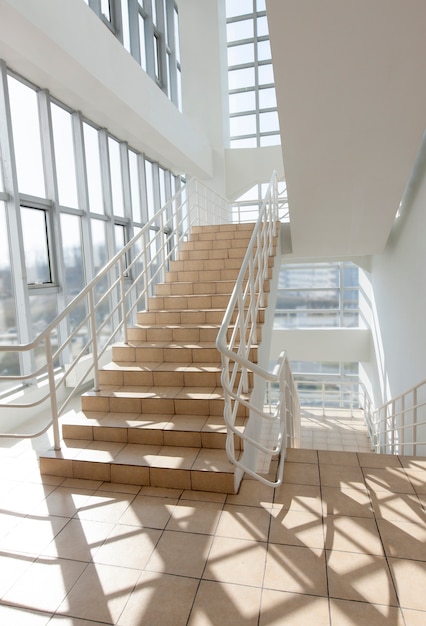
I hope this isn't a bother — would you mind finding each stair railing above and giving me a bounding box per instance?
[365,379,426,456]
[216,171,301,488]
[0,178,230,448]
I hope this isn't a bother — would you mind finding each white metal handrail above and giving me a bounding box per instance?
[216,171,300,488]
[366,379,426,456]
[0,178,231,447]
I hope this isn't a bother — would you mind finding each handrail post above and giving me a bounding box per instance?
[89,289,100,392]
[119,256,128,344]
[45,335,61,450]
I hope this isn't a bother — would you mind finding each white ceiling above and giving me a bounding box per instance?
[266,0,426,257]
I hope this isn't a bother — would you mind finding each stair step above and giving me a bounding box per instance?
[80,386,250,417]
[111,342,258,364]
[61,411,246,449]
[135,308,265,325]
[39,441,237,493]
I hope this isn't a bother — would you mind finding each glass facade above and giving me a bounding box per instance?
[0,63,183,382]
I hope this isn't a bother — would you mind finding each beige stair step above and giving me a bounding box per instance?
[80,386,250,417]
[135,308,265,325]
[39,441,237,493]
[112,341,249,364]
[61,411,246,450]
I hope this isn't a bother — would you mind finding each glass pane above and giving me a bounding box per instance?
[21,207,51,285]
[0,203,19,384]
[343,264,359,287]
[228,67,255,90]
[277,290,340,310]
[260,134,280,147]
[129,151,142,222]
[108,137,124,217]
[226,0,254,18]
[258,87,277,109]
[114,224,126,255]
[8,76,46,197]
[227,19,254,42]
[29,293,58,344]
[229,90,256,114]
[279,265,339,289]
[227,43,254,66]
[256,0,266,11]
[83,123,104,214]
[145,159,156,220]
[139,15,147,71]
[122,0,131,52]
[259,111,279,133]
[258,63,274,85]
[230,114,257,137]
[91,219,107,275]
[60,213,84,302]
[51,103,79,208]
[343,289,359,309]
[257,39,271,61]
[174,8,180,64]
[256,15,269,36]
[100,0,111,20]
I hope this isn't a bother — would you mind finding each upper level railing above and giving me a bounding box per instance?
[365,379,426,457]
[0,178,231,447]
[216,172,300,488]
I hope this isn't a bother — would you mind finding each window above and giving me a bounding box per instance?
[275,262,359,328]
[291,361,360,408]
[226,0,280,148]
[21,207,53,286]
[51,103,78,209]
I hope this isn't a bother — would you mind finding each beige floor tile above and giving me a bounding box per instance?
[226,478,275,507]
[370,491,426,523]
[320,464,366,489]
[377,518,426,560]
[358,452,403,469]
[389,558,426,611]
[285,448,318,464]
[321,486,373,518]
[188,579,262,626]
[324,515,384,555]
[0,553,35,597]
[264,544,327,596]
[119,494,178,528]
[273,483,323,515]
[363,468,416,494]
[93,523,161,569]
[404,468,426,494]
[31,485,96,518]
[166,499,223,534]
[181,489,227,503]
[204,535,267,587]
[330,598,405,625]
[0,604,51,625]
[75,491,135,524]
[3,556,87,613]
[282,461,320,486]
[146,529,213,577]
[215,503,271,542]
[260,589,330,626]
[118,571,199,626]
[42,518,115,561]
[326,550,398,606]
[269,508,324,549]
[0,514,69,556]
[57,562,140,623]
[318,450,360,466]
[402,608,426,626]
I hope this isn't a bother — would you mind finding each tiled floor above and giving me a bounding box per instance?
[300,408,373,453]
[0,414,426,625]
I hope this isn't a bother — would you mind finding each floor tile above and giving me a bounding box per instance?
[0,604,50,625]
[2,556,87,613]
[117,571,198,626]
[92,523,162,569]
[264,544,328,596]
[42,518,115,561]
[188,579,262,626]
[329,598,405,625]
[0,514,70,556]
[166,499,223,535]
[273,483,323,515]
[119,494,178,528]
[215,504,271,542]
[326,550,398,606]
[269,508,324,549]
[388,558,426,611]
[75,491,135,524]
[146,529,213,578]
[324,515,384,555]
[204,535,267,587]
[56,562,140,623]
[377,518,426,560]
[259,589,330,626]
[321,485,373,518]
[402,607,426,626]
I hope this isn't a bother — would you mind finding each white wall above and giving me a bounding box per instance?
[363,153,426,404]
[270,328,370,364]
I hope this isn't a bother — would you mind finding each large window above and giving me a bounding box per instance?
[292,361,360,408]
[226,0,280,148]
[83,0,181,109]
[0,62,183,381]
[275,262,359,328]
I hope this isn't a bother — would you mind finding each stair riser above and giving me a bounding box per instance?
[111,345,258,364]
[171,253,276,269]
[39,457,235,493]
[98,368,252,388]
[127,326,262,344]
[81,394,249,417]
[135,309,265,325]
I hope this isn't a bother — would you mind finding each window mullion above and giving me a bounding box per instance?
[128,0,142,64]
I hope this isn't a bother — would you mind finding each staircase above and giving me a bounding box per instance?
[39,223,276,494]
